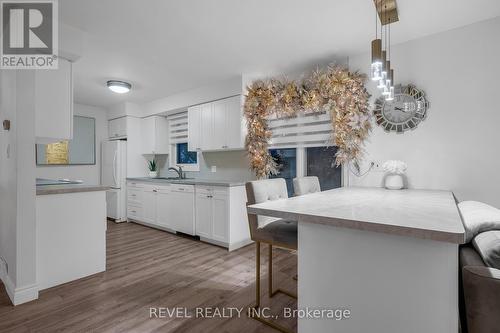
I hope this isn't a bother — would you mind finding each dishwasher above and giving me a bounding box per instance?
[169,184,195,235]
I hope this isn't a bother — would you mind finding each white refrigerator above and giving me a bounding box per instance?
[101,140,127,222]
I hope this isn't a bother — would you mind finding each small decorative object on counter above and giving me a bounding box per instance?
[148,159,158,178]
[382,160,407,190]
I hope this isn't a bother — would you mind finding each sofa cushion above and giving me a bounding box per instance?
[472,231,500,270]
[458,201,500,242]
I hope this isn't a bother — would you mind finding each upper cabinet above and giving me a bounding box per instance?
[141,116,169,154]
[187,95,244,152]
[108,117,127,139]
[35,58,73,143]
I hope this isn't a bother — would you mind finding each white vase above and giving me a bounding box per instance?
[384,173,404,190]
[149,171,158,178]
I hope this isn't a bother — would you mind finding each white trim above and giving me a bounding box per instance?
[0,271,39,306]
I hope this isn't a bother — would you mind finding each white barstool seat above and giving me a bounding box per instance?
[293,176,321,196]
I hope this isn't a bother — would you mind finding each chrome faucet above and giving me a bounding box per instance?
[168,166,184,179]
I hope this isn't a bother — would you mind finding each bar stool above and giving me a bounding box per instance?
[293,176,321,196]
[246,178,297,333]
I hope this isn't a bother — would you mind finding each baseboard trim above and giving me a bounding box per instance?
[228,238,253,252]
[0,271,38,306]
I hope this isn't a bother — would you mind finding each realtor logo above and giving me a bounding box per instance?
[1,0,58,69]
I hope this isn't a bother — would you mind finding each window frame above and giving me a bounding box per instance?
[169,142,200,172]
[270,146,346,187]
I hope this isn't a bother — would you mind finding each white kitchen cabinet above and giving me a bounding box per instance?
[187,95,244,152]
[212,192,229,242]
[156,185,172,229]
[195,191,212,238]
[141,116,169,154]
[195,187,229,243]
[187,105,202,152]
[108,117,127,139]
[35,58,73,143]
[200,102,213,151]
[141,185,157,224]
[127,180,250,251]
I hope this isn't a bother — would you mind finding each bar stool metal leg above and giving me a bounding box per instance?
[250,242,294,333]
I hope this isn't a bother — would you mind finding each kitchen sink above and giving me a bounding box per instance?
[156,177,194,180]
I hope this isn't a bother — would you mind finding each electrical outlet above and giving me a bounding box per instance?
[372,161,383,172]
[211,166,217,173]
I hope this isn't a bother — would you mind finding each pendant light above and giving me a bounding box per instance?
[382,22,391,96]
[371,0,398,101]
[385,17,395,101]
[371,0,382,81]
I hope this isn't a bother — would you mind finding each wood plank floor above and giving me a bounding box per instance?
[0,221,297,332]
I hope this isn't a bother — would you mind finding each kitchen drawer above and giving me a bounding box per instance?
[127,181,144,189]
[195,185,228,196]
[156,184,171,193]
[171,184,194,193]
[127,205,142,220]
[128,188,142,203]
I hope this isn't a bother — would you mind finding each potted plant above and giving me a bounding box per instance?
[382,160,407,190]
[148,159,158,178]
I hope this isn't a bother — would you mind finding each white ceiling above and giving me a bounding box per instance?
[60,0,500,107]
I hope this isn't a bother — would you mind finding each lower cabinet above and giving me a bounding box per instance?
[195,187,229,244]
[127,181,250,250]
[195,187,229,243]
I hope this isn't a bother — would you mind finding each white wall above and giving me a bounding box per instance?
[0,70,38,304]
[348,17,500,207]
[36,104,108,185]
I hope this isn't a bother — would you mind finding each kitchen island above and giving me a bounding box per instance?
[36,181,109,290]
[247,187,465,333]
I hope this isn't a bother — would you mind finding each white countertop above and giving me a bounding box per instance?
[247,187,466,244]
[126,177,246,187]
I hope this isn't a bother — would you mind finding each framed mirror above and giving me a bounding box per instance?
[36,116,96,165]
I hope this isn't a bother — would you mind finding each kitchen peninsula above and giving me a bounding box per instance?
[36,179,109,290]
[247,187,466,333]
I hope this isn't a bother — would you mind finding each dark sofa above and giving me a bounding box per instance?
[459,244,500,333]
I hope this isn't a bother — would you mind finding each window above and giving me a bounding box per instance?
[306,146,342,191]
[269,148,297,197]
[176,143,197,164]
[170,142,200,171]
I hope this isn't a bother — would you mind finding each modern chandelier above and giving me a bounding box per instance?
[371,0,398,101]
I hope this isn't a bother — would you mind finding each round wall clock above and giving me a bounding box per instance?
[373,84,429,133]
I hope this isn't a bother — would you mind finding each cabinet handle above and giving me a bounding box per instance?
[131,210,136,213]
[178,188,185,191]
[207,195,212,198]
[153,190,157,192]
[222,145,228,148]
[131,194,136,197]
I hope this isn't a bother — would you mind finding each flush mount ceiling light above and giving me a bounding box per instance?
[107,80,131,94]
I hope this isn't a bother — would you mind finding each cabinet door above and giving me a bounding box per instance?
[156,188,172,229]
[212,193,229,243]
[212,100,227,150]
[226,96,243,149]
[35,58,73,143]
[142,188,156,224]
[195,192,212,238]
[109,117,127,139]
[141,117,156,154]
[188,106,201,151]
[200,103,213,151]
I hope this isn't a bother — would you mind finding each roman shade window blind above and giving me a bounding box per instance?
[168,111,188,144]
[268,111,333,149]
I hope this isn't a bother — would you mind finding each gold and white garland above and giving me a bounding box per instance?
[244,65,371,179]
